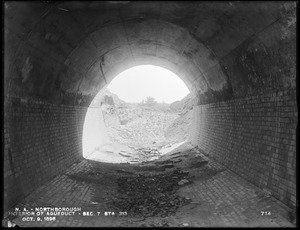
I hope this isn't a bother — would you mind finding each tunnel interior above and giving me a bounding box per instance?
[4,0,297,218]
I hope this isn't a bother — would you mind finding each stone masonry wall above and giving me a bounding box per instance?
[3,98,87,211]
[190,88,297,209]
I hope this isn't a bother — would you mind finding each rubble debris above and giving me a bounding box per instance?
[119,151,132,157]
[191,161,209,168]
[155,160,173,165]
[178,179,189,185]
[116,169,135,175]
[170,152,181,156]
[108,169,192,218]
[172,159,182,163]
[170,155,183,159]
[161,164,174,169]
[129,160,140,163]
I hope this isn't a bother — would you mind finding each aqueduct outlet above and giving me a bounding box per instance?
[4,1,297,217]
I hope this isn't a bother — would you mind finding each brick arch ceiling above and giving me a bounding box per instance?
[4,1,296,106]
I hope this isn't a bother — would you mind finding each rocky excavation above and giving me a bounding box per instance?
[91,88,194,148]
[86,89,195,165]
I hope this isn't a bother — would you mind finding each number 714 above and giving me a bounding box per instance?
[261,211,271,215]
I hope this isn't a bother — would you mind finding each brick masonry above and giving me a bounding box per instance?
[5,144,295,227]
[4,87,297,214]
[3,97,87,211]
[189,88,297,209]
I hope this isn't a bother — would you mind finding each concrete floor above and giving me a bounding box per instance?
[4,143,296,227]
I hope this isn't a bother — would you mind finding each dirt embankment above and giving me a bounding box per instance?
[96,89,194,147]
[165,93,194,143]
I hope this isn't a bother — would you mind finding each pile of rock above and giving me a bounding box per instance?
[110,169,192,218]
[121,146,163,164]
[137,147,161,162]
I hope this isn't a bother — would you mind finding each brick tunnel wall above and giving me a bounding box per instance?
[4,2,296,215]
[190,88,297,209]
[3,98,87,211]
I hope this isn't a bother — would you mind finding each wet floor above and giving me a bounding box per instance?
[4,143,296,227]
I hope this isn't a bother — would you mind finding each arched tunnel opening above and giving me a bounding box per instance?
[82,64,192,163]
[3,1,297,227]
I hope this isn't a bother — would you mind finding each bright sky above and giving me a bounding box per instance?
[107,65,190,104]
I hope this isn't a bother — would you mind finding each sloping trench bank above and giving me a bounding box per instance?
[68,143,224,226]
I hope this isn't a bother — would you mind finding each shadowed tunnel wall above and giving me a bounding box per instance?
[4,1,297,211]
[190,90,297,207]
